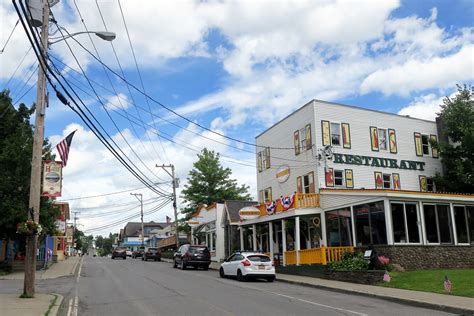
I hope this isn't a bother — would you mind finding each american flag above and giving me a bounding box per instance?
[383,270,391,282]
[444,275,452,293]
[56,130,76,167]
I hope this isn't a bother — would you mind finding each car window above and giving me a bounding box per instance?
[226,255,235,262]
[234,254,244,261]
[189,246,209,254]
[247,255,271,262]
[177,246,184,253]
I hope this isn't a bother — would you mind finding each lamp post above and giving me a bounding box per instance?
[23,0,115,297]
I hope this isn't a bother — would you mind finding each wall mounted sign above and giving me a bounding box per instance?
[42,160,62,197]
[239,206,261,221]
[333,153,425,171]
[276,165,290,183]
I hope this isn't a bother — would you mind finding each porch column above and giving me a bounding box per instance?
[240,227,244,250]
[306,218,311,248]
[190,227,194,245]
[269,222,274,259]
[384,199,394,245]
[295,216,301,266]
[252,224,257,251]
[281,219,287,266]
[449,203,458,245]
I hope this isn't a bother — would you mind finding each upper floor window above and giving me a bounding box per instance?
[257,147,270,172]
[322,121,351,149]
[297,172,314,193]
[259,187,273,203]
[331,123,341,146]
[370,126,397,153]
[419,176,435,192]
[294,124,312,155]
[414,133,439,158]
[378,128,387,151]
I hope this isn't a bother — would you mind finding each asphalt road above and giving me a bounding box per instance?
[38,255,455,316]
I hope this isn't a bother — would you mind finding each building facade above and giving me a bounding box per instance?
[239,100,473,269]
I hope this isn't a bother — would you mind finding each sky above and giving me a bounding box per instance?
[0,0,473,237]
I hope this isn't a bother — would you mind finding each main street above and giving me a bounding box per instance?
[38,256,458,316]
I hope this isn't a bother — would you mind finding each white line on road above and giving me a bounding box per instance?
[66,298,73,316]
[67,257,84,316]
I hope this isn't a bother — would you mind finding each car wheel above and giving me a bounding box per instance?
[141,257,144,261]
[203,265,209,271]
[237,270,245,282]
[219,267,225,278]
[123,257,126,260]
[267,276,275,282]
[173,260,177,268]
[181,260,186,270]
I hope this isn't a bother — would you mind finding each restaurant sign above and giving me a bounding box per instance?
[333,153,425,171]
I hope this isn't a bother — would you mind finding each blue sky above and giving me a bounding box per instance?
[1,0,473,236]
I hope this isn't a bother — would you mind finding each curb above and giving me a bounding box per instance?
[276,277,473,315]
[46,293,63,316]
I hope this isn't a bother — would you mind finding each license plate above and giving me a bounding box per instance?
[258,265,265,270]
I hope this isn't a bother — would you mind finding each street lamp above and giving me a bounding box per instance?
[49,31,116,45]
[23,0,116,297]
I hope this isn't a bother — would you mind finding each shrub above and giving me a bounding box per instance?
[327,251,368,272]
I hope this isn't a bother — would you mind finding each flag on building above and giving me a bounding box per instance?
[56,130,76,167]
[444,275,452,293]
[166,216,171,224]
[383,270,391,282]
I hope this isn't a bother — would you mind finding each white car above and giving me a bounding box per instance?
[219,252,275,282]
[126,249,133,257]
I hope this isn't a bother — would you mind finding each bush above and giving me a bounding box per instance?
[0,261,12,274]
[327,252,368,272]
[161,250,174,259]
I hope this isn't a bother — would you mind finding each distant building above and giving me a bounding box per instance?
[119,221,171,250]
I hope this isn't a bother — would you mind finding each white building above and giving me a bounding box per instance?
[239,100,473,269]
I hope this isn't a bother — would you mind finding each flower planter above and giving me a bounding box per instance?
[324,270,386,285]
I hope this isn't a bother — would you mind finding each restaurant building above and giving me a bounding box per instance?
[239,99,473,269]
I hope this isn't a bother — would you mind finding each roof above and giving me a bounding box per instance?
[123,221,171,237]
[224,200,259,224]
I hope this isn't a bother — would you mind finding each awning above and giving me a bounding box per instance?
[121,241,146,246]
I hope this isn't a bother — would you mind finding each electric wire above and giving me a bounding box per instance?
[82,197,167,218]
[12,65,38,105]
[0,19,19,53]
[3,46,32,88]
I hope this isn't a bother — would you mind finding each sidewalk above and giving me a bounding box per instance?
[165,259,474,314]
[0,257,79,316]
[0,256,80,280]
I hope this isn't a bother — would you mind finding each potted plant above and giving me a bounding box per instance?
[16,220,43,237]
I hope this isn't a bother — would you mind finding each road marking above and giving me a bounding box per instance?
[66,298,73,316]
[67,257,84,316]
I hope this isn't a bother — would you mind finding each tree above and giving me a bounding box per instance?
[433,85,474,193]
[0,90,59,239]
[94,233,117,256]
[180,148,252,219]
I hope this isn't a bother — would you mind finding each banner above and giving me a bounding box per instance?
[42,160,62,197]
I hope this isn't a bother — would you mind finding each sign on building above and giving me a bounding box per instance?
[42,160,63,197]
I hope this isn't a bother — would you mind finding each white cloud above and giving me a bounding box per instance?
[105,93,129,111]
[397,90,457,121]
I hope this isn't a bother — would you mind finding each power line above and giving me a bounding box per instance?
[57,185,165,201]
[4,47,32,89]
[12,65,38,105]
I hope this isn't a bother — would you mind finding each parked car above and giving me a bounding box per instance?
[111,248,127,260]
[132,247,145,259]
[173,244,210,270]
[142,247,161,261]
[219,252,275,282]
[126,249,133,257]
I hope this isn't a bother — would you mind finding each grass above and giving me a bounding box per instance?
[379,268,474,298]
[44,294,58,316]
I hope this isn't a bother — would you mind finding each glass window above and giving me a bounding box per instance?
[302,172,315,193]
[427,178,434,192]
[299,127,307,150]
[354,201,387,246]
[454,206,469,244]
[424,205,438,243]
[325,208,353,247]
[383,174,391,189]
[378,129,387,150]
[406,204,420,243]
[334,170,344,186]
[422,134,430,155]
[469,206,474,245]
[331,123,341,146]
[423,204,453,244]
[437,205,452,243]
[391,203,406,243]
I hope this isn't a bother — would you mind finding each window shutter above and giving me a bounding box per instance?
[419,176,427,192]
[370,126,379,151]
[325,168,334,187]
[392,173,400,190]
[265,147,271,169]
[342,123,351,149]
[345,169,353,188]
[257,152,262,172]
[259,190,264,203]
[388,129,397,153]
[267,187,273,202]
[305,124,312,150]
[414,133,423,156]
[308,171,315,193]
[321,121,330,146]
[430,135,439,158]
[297,176,303,193]
[374,171,383,189]
[294,130,300,155]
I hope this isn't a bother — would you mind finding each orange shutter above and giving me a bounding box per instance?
[414,133,423,156]
[294,130,300,155]
[297,176,302,193]
[370,126,379,151]
[388,129,397,153]
[308,171,315,193]
[374,172,383,189]
[342,123,351,149]
[325,168,334,187]
[345,169,353,188]
[322,121,330,146]
[393,173,401,190]
[430,135,439,158]
[419,176,427,192]
[305,124,312,150]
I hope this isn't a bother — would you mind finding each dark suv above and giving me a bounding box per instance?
[173,244,211,270]
[132,246,145,259]
[142,247,161,261]
[111,247,126,260]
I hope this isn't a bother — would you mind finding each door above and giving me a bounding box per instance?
[175,246,184,264]
[222,254,235,274]
[228,254,244,276]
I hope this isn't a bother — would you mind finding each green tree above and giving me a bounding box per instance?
[433,85,474,193]
[180,148,252,219]
[0,90,59,239]
[94,233,117,256]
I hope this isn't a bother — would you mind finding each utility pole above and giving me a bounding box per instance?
[24,0,49,298]
[131,193,144,247]
[157,164,179,248]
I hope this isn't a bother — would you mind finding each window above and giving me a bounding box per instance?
[301,172,315,193]
[259,187,273,203]
[378,128,387,150]
[391,202,420,243]
[294,124,312,155]
[330,122,341,146]
[257,147,270,172]
[421,134,430,155]
[415,132,438,157]
[419,176,435,192]
[334,170,344,186]
[454,206,474,244]
[383,174,391,189]
[423,204,453,244]
[354,201,387,246]
[426,178,434,192]
[325,208,353,246]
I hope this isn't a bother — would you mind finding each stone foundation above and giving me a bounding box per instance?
[364,245,474,270]
[324,270,385,285]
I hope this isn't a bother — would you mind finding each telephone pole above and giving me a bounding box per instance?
[131,193,144,247]
[24,0,49,297]
[157,164,179,248]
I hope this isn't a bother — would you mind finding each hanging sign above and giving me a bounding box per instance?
[276,165,290,183]
[239,206,260,221]
[187,220,200,228]
[42,160,62,197]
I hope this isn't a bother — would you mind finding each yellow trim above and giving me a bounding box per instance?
[276,168,290,178]
[320,188,474,198]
